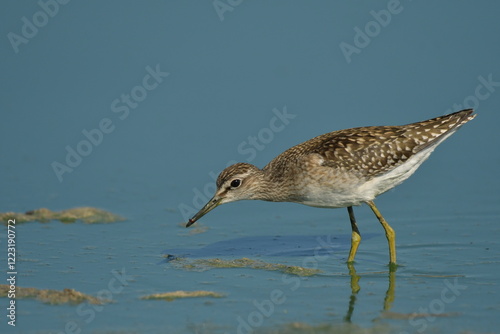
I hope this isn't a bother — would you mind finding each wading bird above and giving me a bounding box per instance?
[186,109,476,265]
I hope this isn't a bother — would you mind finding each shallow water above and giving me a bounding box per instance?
[3,195,499,333]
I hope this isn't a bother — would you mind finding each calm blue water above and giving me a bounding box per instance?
[1,1,500,333]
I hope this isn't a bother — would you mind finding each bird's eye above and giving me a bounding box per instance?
[230,179,241,188]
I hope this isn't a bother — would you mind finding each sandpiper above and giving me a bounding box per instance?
[186,109,476,265]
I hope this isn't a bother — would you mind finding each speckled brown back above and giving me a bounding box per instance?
[265,109,475,179]
[312,109,476,177]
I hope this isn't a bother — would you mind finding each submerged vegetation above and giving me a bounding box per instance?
[169,257,322,277]
[0,285,107,305]
[0,207,125,224]
[141,290,225,302]
[186,322,398,334]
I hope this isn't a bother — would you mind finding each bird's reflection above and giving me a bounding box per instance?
[343,263,360,322]
[343,263,397,322]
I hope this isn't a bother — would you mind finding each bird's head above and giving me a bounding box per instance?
[186,163,263,227]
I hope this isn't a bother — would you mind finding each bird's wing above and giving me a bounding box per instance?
[311,109,475,178]
[311,126,410,177]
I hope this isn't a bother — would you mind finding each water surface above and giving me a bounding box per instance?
[1,1,499,333]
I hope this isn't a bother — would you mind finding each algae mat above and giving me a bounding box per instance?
[0,285,107,305]
[170,257,322,276]
[0,207,125,224]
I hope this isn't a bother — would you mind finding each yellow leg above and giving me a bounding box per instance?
[347,206,362,263]
[366,200,397,265]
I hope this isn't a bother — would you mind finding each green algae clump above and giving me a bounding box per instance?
[0,285,107,305]
[170,257,321,277]
[0,207,125,224]
[141,290,225,302]
[264,322,395,334]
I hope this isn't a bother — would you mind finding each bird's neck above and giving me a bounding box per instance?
[248,167,295,202]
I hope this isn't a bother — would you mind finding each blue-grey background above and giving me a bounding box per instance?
[1,1,499,333]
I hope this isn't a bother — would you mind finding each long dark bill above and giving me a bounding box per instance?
[185,197,221,227]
